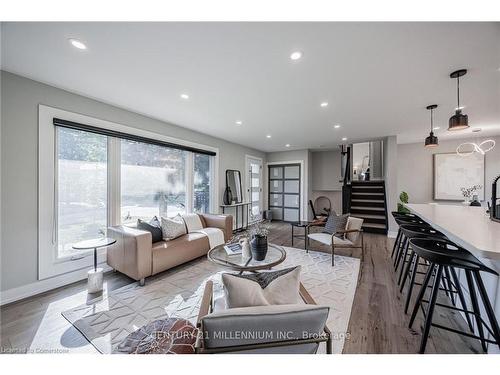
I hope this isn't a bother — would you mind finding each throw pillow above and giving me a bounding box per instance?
[221,266,302,308]
[323,213,349,238]
[161,216,187,241]
[181,213,204,232]
[137,216,163,243]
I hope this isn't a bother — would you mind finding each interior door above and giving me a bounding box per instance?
[247,157,263,222]
[268,164,301,222]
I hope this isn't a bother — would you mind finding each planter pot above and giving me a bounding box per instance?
[223,186,233,205]
[250,235,268,261]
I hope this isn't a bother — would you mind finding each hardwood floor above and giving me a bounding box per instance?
[0,221,481,354]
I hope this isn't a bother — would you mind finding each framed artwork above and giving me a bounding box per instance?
[433,152,485,201]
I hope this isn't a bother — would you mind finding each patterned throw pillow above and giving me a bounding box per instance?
[322,213,349,238]
[221,266,302,308]
[161,216,187,241]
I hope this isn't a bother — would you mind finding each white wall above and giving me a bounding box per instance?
[0,71,265,293]
[397,135,500,205]
[384,136,398,234]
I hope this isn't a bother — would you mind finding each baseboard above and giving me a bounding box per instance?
[0,263,112,306]
[387,231,398,238]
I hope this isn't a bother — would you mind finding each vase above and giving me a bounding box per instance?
[239,238,252,261]
[250,235,268,261]
[470,194,481,207]
[223,186,233,205]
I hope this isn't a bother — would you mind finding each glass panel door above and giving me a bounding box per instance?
[247,157,263,222]
[268,164,300,222]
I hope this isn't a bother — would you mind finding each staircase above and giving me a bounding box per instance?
[349,180,388,234]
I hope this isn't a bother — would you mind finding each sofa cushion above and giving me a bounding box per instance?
[151,233,210,274]
[161,216,187,241]
[221,266,302,308]
[137,216,163,243]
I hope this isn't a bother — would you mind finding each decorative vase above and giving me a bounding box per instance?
[223,186,233,205]
[250,235,268,261]
[470,194,481,207]
[239,238,252,261]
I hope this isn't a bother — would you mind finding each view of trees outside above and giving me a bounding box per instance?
[57,128,107,258]
[193,153,211,213]
[56,128,213,257]
[121,139,187,224]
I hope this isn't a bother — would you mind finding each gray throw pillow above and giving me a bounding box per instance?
[161,216,187,241]
[323,213,349,238]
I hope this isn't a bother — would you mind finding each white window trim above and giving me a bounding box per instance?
[38,104,219,280]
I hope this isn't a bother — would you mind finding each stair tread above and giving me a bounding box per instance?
[351,206,386,211]
[362,222,387,228]
[351,199,384,203]
[351,192,384,195]
[350,213,386,219]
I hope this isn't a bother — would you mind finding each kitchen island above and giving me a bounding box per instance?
[406,203,500,353]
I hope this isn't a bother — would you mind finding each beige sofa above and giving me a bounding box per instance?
[107,214,233,285]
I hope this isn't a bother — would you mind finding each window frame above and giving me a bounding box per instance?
[39,105,219,280]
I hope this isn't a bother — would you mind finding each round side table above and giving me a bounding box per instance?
[72,237,116,293]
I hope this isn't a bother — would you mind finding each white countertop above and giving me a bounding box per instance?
[406,203,500,261]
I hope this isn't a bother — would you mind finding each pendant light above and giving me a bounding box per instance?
[424,104,439,147]
[448,69,469,131]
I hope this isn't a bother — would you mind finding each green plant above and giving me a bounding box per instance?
[397,191,410,213]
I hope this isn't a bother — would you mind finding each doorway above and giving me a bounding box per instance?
[268,164,301,222]
[246,156,263,222]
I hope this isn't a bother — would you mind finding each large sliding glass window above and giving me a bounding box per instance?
[121,140,187,224]
[56,127,108,259]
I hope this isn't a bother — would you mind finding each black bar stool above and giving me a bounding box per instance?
[398,225,460,315]
[408,238,500,353]
[390,211,421,260]
[393,216,430,271]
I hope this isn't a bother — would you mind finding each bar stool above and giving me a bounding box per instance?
[408,238,500,353]
[390,212,424,261]
[398,225,459,314]
[393,216,430,271]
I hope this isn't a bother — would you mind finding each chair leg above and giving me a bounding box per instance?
[449,267,474,332]
[473,270,500,350]
[331,244,335,266]
[394,236,407,268]
[443,266,456,306]
[409,263,435,329]
[404,254,420,314]
[465,270,488,352]
[398,243,412,286]
[395,237,409,273]
[418,265,443,354]
[391,229,402,259]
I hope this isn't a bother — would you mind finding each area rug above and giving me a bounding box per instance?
[62,246,360,354]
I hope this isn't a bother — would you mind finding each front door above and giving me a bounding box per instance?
[246,157,263,222]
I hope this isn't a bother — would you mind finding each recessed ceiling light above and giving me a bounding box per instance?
[290,51,302,61]
[434,126,441,130]
[455,106,465,110]
[266,135,272,139]
[180,93,190,100]
[68,38,87,50]
[320,102,329,108]
[235,121,242,125]
[285,144,290,147]
[333,124,341,129]
[342,137,348,141]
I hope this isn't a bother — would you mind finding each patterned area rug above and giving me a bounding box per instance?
[62,247,360,354]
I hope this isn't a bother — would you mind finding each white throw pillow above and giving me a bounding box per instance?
[161,216,187,241]
[221,266,302,308]
[181,213,204,232]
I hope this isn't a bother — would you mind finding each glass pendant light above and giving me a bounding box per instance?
[448,69,469,131]
[424,104,438,148]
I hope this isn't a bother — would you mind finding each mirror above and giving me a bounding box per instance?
[225,170,243,204]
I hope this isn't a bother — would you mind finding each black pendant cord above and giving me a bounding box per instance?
[430,107,434,132]
[456,76,460,109]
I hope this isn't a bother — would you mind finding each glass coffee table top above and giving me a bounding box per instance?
[207,243,286,272]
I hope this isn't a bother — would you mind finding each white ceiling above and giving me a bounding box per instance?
[2,22,500,152]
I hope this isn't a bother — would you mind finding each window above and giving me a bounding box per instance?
[193,153,212,213]
[56,127,107,259]
[39,106,217,279]
[121,140,187,224]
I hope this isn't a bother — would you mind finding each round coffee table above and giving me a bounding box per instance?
[207,243,286,273]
